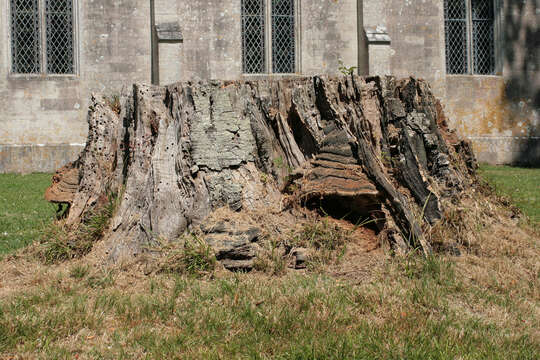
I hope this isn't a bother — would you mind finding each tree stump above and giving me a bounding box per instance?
[45,76,477,265]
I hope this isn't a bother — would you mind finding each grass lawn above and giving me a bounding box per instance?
[0,170,538,359]
[0,173,56,256]
[478,165,540,224]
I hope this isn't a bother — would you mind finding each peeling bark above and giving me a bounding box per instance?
[46,76,477,264]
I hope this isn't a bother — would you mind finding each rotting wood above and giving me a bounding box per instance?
[46,76,477,266]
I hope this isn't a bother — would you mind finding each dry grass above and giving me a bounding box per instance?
[0,191,539,359]
[28,192,118,265]
[1,173,539,358]
[155,234,217,277]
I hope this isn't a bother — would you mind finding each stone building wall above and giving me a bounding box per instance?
[0,0,151,173]
[1,0,538,172]
[363,0,539,164]
[153,0,359,82]
[155,0,242,82]
[300,0,358,75]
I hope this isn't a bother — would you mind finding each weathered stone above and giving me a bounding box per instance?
[155,22,183,42]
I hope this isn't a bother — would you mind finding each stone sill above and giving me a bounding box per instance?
[7,74,80,81]
[445,74,503,79]
[240,74,303,80]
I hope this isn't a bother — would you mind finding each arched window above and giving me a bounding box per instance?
[444,0,496,75]
[242,0,297,74]
[10,0,76,75]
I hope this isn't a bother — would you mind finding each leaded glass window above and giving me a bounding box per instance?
[10,0,41,74]
[10,0,75,75]
[471,0,495,75]
[242,0,266,74]
[46,0,74,74]
[444,0,496,75]
[444,0,468,74]
[242,0,297,74]
[272,0,295,73]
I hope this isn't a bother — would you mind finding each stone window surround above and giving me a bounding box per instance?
[6,0,79,79]
[242,0,302,76]
[443,0,504,77]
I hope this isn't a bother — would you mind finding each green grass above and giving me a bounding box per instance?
[0,170,539,358]
[0,255,538,359]
[0,173,56,255]
[479,165,540,223]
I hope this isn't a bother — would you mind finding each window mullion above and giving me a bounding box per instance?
[40,0,47,74]
[265,0,272,73]
[466,0,473,74]
[494,0,502,74]
[295,0,300,74]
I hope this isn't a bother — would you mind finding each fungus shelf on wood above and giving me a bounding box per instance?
[45,76,477,267]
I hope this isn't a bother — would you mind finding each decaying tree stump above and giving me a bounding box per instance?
[46,76,477,267]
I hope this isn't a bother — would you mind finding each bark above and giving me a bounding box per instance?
[46,76,477,264]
